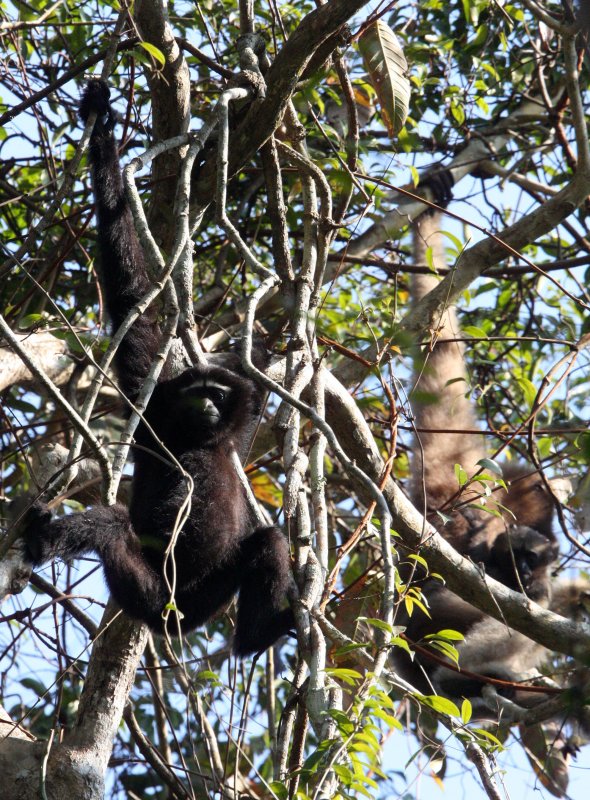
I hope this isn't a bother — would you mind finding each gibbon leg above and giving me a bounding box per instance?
[233,526,294,656]
[171,570,241,634]
[23,503,169,627]
[99,535,170,628]
[23,503,132,564]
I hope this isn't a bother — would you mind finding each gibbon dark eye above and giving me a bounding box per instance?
[208,388,227,405]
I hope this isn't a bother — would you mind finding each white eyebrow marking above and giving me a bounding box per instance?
[180,380,232,394]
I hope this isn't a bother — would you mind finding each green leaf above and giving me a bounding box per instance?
[476,458,503,476]
[425,628,465,642]
[17,313,43,329]
[333,642,371,657]
[325,668,363,686]
[268,781,288,800]
[20,678,47,697]
[466,502,502,518]
[64,332,87,355]
[419,694,461,717]
[372,707,403,729]
[301,739,332,773]
[476,96,490,115]
[195,670,222,685]
[440,230,463,251]
[367,688,396,709]
[425,245,437,273]
[517,376,538,407]
[407,553,428,570]
[454,463,468,486]
[163,603,183,621]
[461,698,473,723]
[138,41,166,66]
[360,616,395,633]
[429,639,460,664]
[404,595,431,617]
[354,727,381,750]
[472,728,505,748]
[467,24,489,49]
[358,20,411,136]
[10,397,38,413]
[328,709,355,736]
[349,782,373,798]
[350,741,378,756]
[463,325,488,339]
[537,437,553,458]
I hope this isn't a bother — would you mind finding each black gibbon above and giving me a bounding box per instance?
[20,79,294,656]
[397,197,561,702]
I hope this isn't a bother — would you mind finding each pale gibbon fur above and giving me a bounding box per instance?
[410,212,557,555]
[396,206,565,707]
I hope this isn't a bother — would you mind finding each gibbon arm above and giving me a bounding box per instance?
[79,80,162,401]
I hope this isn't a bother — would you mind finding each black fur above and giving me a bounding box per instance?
[417,168,455,209]
[79,78,161,401]
[22,80,294,656]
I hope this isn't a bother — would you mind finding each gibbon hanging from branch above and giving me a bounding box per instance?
[397,182,565,708]
[18,80,294,656]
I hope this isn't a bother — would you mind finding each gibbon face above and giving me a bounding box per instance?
[142,365,253,452]
[177,379,233,427]
[486,525,558,602]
